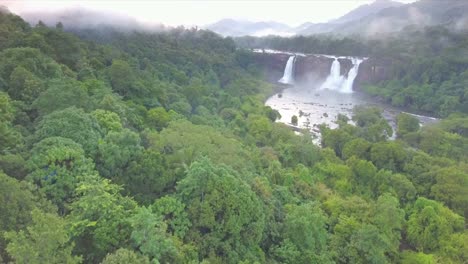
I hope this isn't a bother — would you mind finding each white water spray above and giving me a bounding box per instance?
[279,55,295,85]
[342,58,363,93]
[320,58,344,91]
[320,56,363,93]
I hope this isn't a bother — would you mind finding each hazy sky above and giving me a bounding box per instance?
[3,0,417,27]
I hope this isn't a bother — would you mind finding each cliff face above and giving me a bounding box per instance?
[354,58,393,89]
[294,55,333,84]
[253,52,291,83]
[253,51,391,90]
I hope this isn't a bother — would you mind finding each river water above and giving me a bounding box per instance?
[265,85,439,140]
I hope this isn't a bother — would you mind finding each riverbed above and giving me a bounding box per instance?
[265,85,439,141]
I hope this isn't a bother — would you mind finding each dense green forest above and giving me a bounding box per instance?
[0,10,467,264]
[237,26,468,117]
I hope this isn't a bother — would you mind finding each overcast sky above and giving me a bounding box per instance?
[3,0,417,27]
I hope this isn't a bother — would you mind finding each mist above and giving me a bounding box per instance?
[17,8,168,32]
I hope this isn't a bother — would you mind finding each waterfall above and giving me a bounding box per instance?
[320,58,344,91]
[279,55,295,85]
[320,56,363,93]
[342,58,363,93]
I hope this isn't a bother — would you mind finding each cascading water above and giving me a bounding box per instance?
[279,55,295,85]
[320,58,344,91]
[342,58,363,93]
[320,56,364,93]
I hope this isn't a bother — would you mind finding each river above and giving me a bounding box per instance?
[265,85,439,141]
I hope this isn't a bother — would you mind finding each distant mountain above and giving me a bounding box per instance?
[206,19,294,37]
[0,5,10,13]
[298,0,404,35]
[299,0,468,36]
[336,0,468,36]
[332,0,403,24]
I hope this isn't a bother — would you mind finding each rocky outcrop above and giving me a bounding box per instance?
[354,57,393,89]
[338,58,353,78]
[253,52,291,83]
[294,55,333,84]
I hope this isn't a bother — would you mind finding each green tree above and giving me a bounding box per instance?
[102,248,150,264]
[342,138,371,160]
[400,251,436,264]
[91,109,123,134]
[406,197,464,252]
[95,128,143,179]
[33,78,89,115]
[372,194,405,260]
[147,107,171,131]
[129,207,178,263]
[109,59,134,97]
[0,92,21,152]
[151,196,191,238]
[177,158,265,263]
[291,115,298,126]
[68,174,137,263]
[7,66,44,103]
[430,166,468,217]
[0,172,52,261]
[33,107,102,156]
[26,137,95,211]
[5,209,81,264]
[370,141,408,172]
[396,113,420,137]
[279,203,331,263]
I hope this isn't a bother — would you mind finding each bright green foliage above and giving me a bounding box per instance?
[430,166,468,217]
[68,175,137,263]
[407,198,464,252]
[147,107,171,131]
[101,248,150,264]
[151,196,191,238]
[5,209,81,264]
[177,158,265,263]
[438,231,468,263]
[91,109,123,134]
[33,107,102,155]
[153,119,254,174]
[129,207,178,263]
[0,92,21,152]
[401,251,436,264]
[396,113,420,137]
[247,114,273,145]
